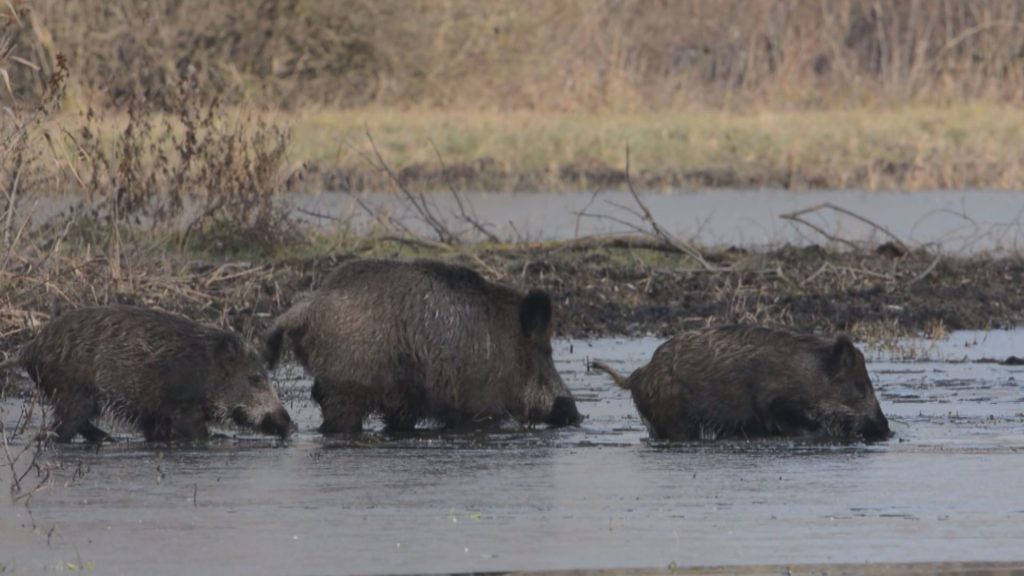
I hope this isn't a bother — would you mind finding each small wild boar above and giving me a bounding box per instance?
[264,258,581,433]
[0,305,294,442]
[591,325,891,442]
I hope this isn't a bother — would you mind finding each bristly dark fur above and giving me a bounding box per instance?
[265,258,580,433]
[592,325,890,442]
[9,305,293,442]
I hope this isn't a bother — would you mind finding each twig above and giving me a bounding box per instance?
[574,188,602,239]
[1,148,22,245]
[622,146,716,270]
[800,262,831,287]
[340,188,421,239]
[907,253,942,287]
[361,126,458,245]
[295,206,339,221]
[428,138,500,243]
[780,202,909,253]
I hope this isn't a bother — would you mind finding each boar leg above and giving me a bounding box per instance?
[311,378,326,405]
[768,398,821,436]
[140,413,173,442]
[382,405,420,432]
[51,391,97,443]
[170,407,210,442]
[316,379,369,434]
[381,385,424,432]
[78,421,112,443]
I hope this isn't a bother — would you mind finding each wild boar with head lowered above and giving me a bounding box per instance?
[0,305,294,442]
[263,258,581,433]
[591,325,890,442]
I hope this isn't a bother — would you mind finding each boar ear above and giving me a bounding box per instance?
[519,290,553,342]
[826,335,858,376]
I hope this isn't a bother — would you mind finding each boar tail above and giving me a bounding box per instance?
[589,360,630,390]
[263,299,311,369]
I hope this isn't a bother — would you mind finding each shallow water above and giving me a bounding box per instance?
[2,332,1024,575]
[291,188,1024,252]
[24,188,1024,253]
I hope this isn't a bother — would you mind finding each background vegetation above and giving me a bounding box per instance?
[5,0,1024,191]
[10,0,1024,111]
[2,0,1024,357]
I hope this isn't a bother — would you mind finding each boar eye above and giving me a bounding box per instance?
[248,374,263,387]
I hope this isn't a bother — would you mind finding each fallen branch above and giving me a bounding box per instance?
[360,127,459,245]
[428,139,501,243]
[780,202,909,254]
[621,146,716,270]
[907,253,943,287]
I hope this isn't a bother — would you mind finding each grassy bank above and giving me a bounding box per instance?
[3,220,1023,359]
[36,103,1024,193]
[288,104,1024,192]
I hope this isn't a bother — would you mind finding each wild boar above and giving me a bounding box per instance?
[591,325,890,442]
[264,258,580,433]
[0,305,294,442]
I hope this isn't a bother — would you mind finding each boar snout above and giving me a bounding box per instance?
[231,405,295,438]
[857,406,891,442]
[545,396,581,427]
[259,406,296,438]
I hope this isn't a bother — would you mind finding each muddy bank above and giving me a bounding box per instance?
[313,158,784,194]
[311,156,953,194]
[3,239,1022,355]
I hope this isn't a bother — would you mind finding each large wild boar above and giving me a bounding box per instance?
[591,325,890,442]
[263,258,581,433]
[0,305,294,442]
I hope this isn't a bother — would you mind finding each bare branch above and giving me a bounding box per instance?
[780,202,909,253]
[362,126,458,245]
[621,146,716,270]
[428,138,500,243]
[908,253,942,287]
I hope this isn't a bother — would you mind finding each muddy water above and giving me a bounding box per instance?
[2,332,1024,575]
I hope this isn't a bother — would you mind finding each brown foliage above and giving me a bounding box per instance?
[7,0,1024,111]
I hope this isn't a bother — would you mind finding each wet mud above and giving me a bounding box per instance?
[2,332,1023,575]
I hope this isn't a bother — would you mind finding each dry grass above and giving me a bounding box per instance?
[29,103,1024,193]
[6,1,1024,191]
[287,104,1024,191]
[10,0,1024,112]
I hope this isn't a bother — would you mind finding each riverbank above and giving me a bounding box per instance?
[49,104,1024,194]
[3,230,1022,359]
[293,105,1024,192]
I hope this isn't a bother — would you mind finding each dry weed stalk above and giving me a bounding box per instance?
[780,203,909,254]
[573,147,717,271]
[12,1,1024,111]
[359,126,460,245]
